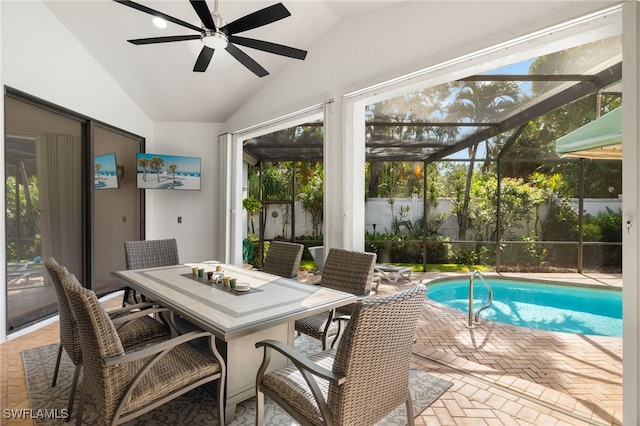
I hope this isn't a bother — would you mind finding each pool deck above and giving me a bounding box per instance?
[383,271,623,426]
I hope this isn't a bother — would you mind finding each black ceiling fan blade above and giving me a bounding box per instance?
[223,3,291,35]
[193,46,215,72]
[230,36,307,60]
[113,0,202,33]
[189,0,216,30]
[128,35,201,45]
[226,43,269,77]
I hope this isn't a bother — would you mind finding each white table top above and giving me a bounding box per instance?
[112,262,357,341]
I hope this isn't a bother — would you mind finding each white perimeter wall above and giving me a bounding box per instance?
[258,197,622,240]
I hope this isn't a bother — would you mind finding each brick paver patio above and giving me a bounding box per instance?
[383,271,623,426]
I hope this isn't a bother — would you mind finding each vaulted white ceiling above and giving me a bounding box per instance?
[43,1,401,123]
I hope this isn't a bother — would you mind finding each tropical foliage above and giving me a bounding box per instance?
[6,175,40,262]
[242,196,262,235]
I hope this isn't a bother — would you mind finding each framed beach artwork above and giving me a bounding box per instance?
[94,153,120,189]
[136,153,201,190]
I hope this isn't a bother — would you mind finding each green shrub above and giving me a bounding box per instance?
[424,236,453,264]
[593,207,622,242]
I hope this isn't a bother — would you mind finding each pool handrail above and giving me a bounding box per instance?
[468,271,494,328]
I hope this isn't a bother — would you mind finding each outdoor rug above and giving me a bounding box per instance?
[23,336,452,425]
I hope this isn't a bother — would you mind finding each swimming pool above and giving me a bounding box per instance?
[426,277,622,337]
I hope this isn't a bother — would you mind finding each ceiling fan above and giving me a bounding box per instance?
[114,0,308,77]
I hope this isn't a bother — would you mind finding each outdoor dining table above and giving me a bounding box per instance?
[112,261,357,423]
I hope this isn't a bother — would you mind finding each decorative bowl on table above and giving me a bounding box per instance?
[235,282,251,292]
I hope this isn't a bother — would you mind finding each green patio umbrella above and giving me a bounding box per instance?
[555,106,622,159]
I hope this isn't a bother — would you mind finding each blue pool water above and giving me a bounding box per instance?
[426,278,622,337]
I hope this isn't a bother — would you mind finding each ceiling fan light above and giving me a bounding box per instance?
[202,31,228,50]
[152,17,167,29]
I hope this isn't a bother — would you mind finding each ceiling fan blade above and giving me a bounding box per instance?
[113,0,202,33]
[193,46,215,72]
[226,43,269,77]
[128,35,201,45]
[230,36,307,60]
[223,3,291,35]
[189,0,216,30]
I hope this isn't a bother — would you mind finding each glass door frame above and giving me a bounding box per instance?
[4,87,145,333]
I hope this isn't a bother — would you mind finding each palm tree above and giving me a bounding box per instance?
[149,157,165,182]
[446,80,520,240]
[94,163,102,183]
[168,164,177,183]
[138,157,149,182]
[365,86,456,198]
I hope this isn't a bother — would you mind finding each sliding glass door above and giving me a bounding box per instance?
[5,95,84,332]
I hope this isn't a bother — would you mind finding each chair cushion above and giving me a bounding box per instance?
[116,315,170,348]
[262,349,336,426]
[121,341,222,416]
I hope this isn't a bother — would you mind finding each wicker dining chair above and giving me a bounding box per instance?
[256,284,426,426]
[45,257,171,420]
[294,248,376,349]
[122,238,180,305]
[262,240,304,278]
[62,271,226,426]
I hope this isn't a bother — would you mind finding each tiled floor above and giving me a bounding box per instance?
[0,271,622,425]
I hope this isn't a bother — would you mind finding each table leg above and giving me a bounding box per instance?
[222,322,293,423]
[224,405,236,425]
